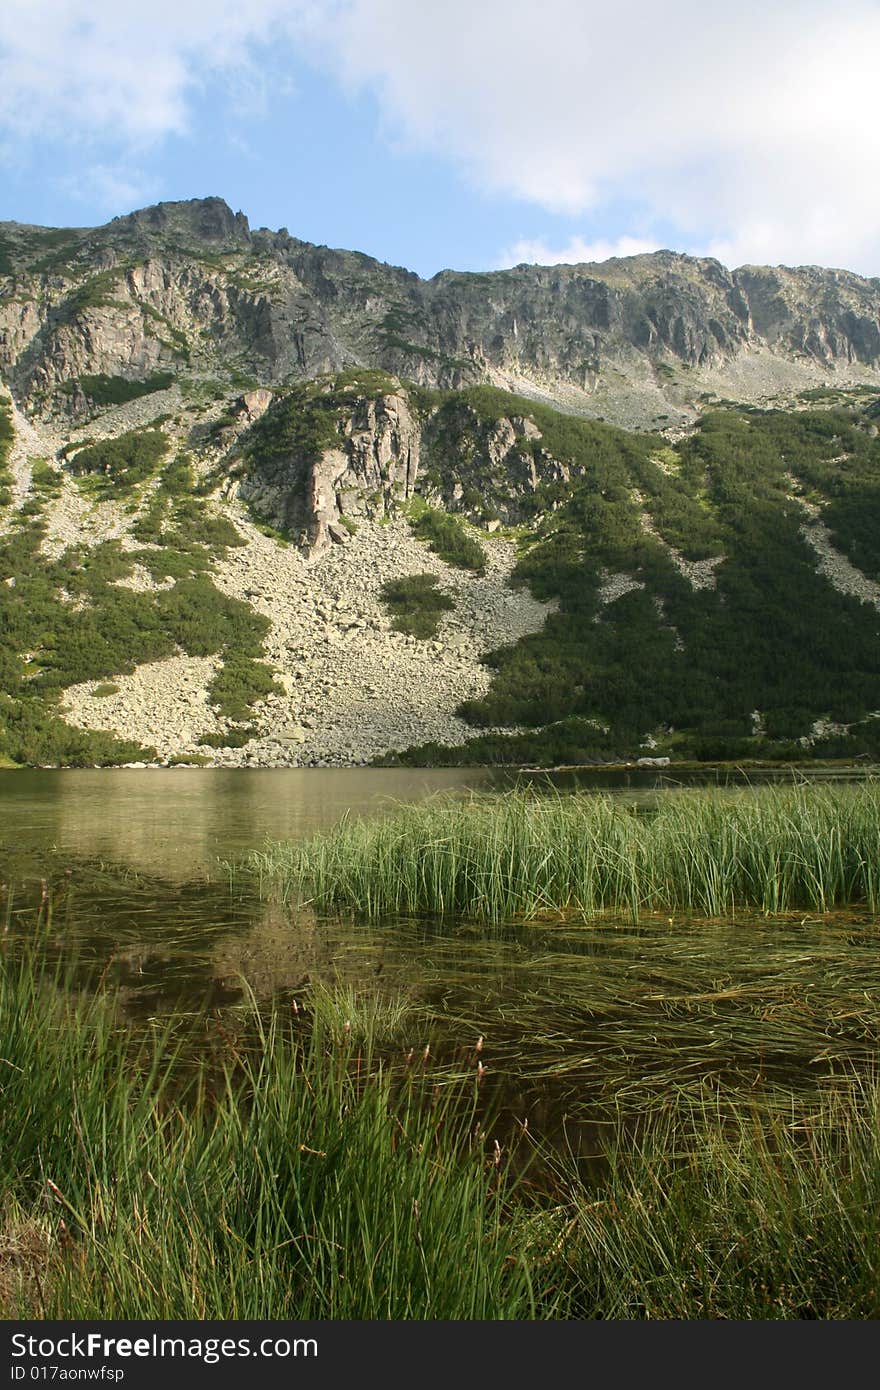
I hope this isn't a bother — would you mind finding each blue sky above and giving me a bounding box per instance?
[2,1,880,278]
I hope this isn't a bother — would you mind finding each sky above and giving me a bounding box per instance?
[1,0,880,279]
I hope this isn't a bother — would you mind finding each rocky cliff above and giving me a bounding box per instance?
[3,197,880,431]
[236,376,591,555]
[4,198,880,771]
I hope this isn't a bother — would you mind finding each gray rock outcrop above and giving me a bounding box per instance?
[3,198,880,432]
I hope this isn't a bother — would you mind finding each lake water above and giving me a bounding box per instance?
[3,765,879,1153]
[0,766,507,878]
[0,763,864,877]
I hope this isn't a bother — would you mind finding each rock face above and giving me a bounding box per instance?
[308,392,421,552]
[733,265,880,363]
[3,198,880,431]
[237,382,588,554]
[238,390,422,553]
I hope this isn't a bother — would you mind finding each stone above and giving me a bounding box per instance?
[276,726,307,745]
[238,388,274,422]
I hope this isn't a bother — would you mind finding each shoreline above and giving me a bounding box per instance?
[3,756,879,776]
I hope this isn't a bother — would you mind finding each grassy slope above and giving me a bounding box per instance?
[0,435,278,766]
[396,398,880,764]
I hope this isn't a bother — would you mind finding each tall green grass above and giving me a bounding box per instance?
[4,936,880,1318]
[543,1080,880,1318]
[0,948,536,1319]
[245,783,880,923]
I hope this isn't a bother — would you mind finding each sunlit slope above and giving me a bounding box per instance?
[3,375,880,766]
[392,397,880,762]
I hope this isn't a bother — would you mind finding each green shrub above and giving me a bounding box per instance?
[132,547,212,581]
[191,512,245,549]
[0,694,154,767]
[208,657,281,720]
[447,401,880,756]
[65,373,176,407]
[0,400,14,508]
[0,400,13,463]
[245,371,400,477]
[381,573,455,638]
[28,460,61,497]
[65,430,168,497]
[410,506,486,572]
[156,577,269,658]
[62,267,132,318]
[198,725,257,749]
[158,454,196,496]
[0,506,276,762]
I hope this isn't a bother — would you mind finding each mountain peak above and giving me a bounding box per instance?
[108,196,251,247]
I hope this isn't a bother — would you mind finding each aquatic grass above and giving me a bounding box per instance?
[542,1077,880,1318]
[4,911,880,1317]
[0,948,538,1320]
[303,978,417,1045]
[404,909,880,1126]
[245,783,880,924]
[0,937,179,1200]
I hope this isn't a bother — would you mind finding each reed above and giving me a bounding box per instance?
[245,782,880,923]
[536,1078,880,1318]
[0,949,536,1320]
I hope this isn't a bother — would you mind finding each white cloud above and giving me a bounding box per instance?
[55,163,160,216]
[500,235,663,268]
[316,0,880,273]
[0,0,310,146]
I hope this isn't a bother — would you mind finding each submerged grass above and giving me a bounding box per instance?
[418,917,880,1120]
[7,818,880,1320]
[0,944,536,1320]
[245,783,880,924]
[4,905,880,1319]
[5,935,880,1318]
[545,1079,880,1318]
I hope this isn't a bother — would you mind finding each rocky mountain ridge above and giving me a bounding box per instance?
[3,198,880,769]
[3,197,880,432]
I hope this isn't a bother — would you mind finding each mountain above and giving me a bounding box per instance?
[2,197,880,769]
[3,196,880,432]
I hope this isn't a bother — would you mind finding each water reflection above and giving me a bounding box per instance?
[3,766,880,1157]
[0,767,507,879]
[0,763,869,881]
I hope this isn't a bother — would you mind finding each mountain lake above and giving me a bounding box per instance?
[3,765,880,1169]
